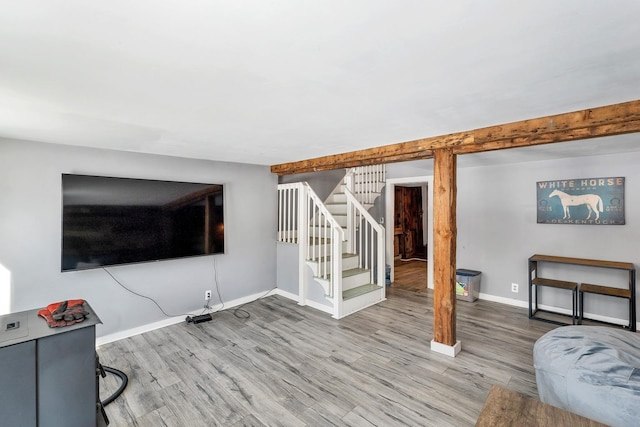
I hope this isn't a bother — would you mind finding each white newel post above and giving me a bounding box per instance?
[332,226,343,319]
[297,184,308,306]
[344,172,355,254]
[377,224,385,289]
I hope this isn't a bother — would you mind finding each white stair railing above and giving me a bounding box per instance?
[278,183,302,244]
[344,187,386,288]
[346,165,386,205]
[277,182,344,299]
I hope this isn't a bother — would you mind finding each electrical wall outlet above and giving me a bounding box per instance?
[511,283,519,293]
[205,290,212,300]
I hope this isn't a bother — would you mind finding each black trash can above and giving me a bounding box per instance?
[456,269,481,302]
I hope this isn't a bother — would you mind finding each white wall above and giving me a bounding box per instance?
[276,242,299,296]
[0,138,277,339]
[387,150,640,321]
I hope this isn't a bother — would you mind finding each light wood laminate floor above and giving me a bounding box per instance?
[97,285,558,426]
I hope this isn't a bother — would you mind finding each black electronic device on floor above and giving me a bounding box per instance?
[186,313,213,324]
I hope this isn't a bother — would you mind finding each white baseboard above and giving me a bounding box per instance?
[304,300,334,315]
[273,288,334,315]
[478,292,529,308]
[478,292,635,329]
[272,288,299,301]
[96,288,279,347]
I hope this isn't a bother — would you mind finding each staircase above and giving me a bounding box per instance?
[277,165,386,319]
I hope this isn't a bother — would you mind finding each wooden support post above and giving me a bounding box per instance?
[432,148,458,351]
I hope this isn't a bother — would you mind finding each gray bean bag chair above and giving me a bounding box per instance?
[533,326,640,427]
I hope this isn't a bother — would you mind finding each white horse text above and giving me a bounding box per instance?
[538,178,624,189]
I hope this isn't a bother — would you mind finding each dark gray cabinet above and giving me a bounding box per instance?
[0,340,36,426]
[0,304,101,426]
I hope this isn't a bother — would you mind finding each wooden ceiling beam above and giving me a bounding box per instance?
[269,149,432,175]
[454,120,640,155]
[456,99,640,154]
[270,133,472,175]
[270,99,640,175]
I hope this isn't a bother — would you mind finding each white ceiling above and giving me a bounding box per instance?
[2,1,640,168]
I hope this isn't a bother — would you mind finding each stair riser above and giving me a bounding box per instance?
[342,256,359,270]
[352,182,385,192]
[305,255,359,275]
[327,193,347,204]
[309,219,346,232]
[342,271,371,291]
[339,182,384,190]
[326,204,347,215]
[308,227,343,239]
[307,241,348,254]
[337,288,386,319]
[326,191,382,207]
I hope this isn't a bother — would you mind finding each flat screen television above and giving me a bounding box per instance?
[62,174,224,271]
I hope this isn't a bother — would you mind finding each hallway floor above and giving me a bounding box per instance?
[392,258,427,292]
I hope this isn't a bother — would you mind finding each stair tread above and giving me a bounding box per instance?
[308,253,358,262]
[343,284,383,300]
[308,226,347,230]
[327,268,370,279]
[306,236,345,240]
[307,237,332,243]
[322,267,369,281]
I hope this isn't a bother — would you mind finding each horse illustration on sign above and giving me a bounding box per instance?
[548,189,603,220]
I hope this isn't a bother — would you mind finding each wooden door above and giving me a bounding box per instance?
[394,186,425,259]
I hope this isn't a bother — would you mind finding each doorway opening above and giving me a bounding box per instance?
[394,185,426,261]
[385,176,433,290]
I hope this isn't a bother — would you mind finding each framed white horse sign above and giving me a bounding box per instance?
[536,177,625,225]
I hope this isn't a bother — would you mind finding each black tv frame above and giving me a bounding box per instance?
[61,174,224,271]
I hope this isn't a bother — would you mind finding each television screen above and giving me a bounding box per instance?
[61,174,224,271]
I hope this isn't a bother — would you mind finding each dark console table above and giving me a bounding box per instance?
[0,303,101,426]
[529,254,636,331]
